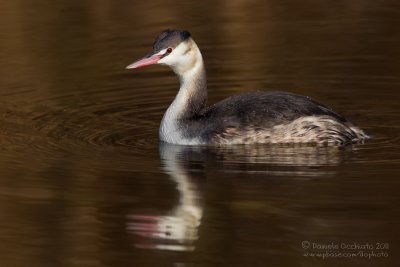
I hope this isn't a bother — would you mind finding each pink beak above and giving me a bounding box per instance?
[126,54,161,69]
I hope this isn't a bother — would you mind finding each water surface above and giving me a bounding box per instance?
[0,1,399,266]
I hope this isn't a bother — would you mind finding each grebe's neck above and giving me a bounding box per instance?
[171,42,207,119]
[160,42,207,144]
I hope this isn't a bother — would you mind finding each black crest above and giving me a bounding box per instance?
[150,29,191,54]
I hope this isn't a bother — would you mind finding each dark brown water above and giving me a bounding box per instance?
[0,1,399,266]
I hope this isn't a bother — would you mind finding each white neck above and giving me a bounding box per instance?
[159,43,207,144]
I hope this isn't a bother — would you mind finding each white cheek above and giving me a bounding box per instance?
[158,42,190,66]
[158,53,179,65]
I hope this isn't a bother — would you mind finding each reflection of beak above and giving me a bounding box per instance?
[126,54,161,69]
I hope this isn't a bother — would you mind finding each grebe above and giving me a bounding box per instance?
[126,29,368,146]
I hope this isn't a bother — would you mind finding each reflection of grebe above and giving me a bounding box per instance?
[127,142,345,251]
[126,29,368,146]
[127,144,203,251]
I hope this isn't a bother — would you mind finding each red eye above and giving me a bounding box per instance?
[166,48,173,53]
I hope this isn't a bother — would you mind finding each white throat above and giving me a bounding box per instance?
[159,41,207,145]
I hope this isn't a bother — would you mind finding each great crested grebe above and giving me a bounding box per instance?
[126,29,368,146]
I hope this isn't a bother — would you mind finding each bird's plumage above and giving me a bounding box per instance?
[127,29,368,146]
